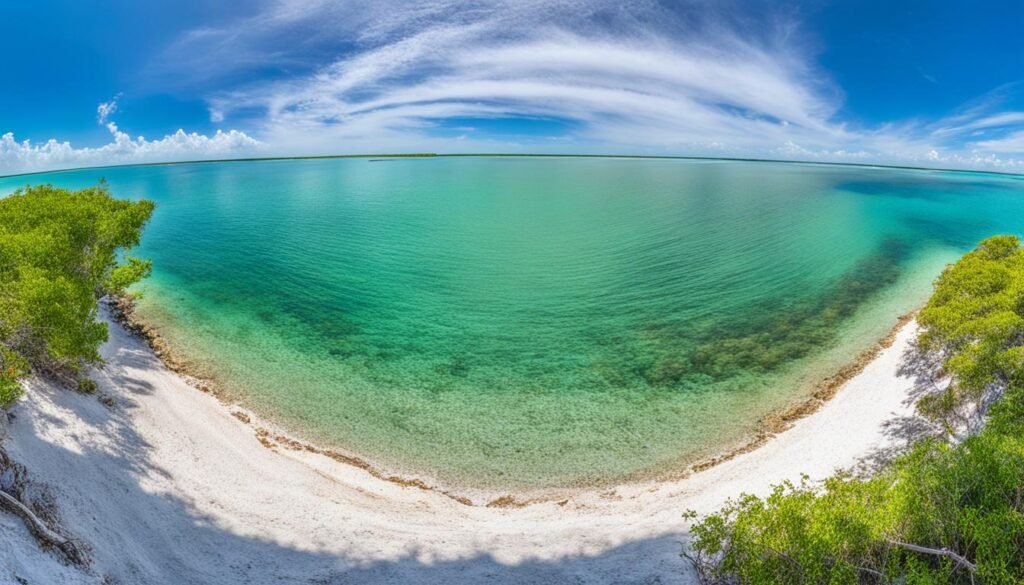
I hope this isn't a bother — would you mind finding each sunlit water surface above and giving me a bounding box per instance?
[4,158,1023,489]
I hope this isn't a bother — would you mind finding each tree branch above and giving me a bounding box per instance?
[0,489,87,565]
[888,539,976,573]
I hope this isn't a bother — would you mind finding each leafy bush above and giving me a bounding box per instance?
[75,378,99,394]
[687,235,1024,584]
[0,347,27,405]
[0,183,154,406]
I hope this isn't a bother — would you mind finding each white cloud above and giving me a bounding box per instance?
[7,1,1024,174]
[1,109,261,175]
[169,0,1022,172]
[96,94,121,124]
[0,94,263,174]
[973,130,1024,154]
[930,112,1024,138]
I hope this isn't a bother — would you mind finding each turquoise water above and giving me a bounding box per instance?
[4,158,1023,489]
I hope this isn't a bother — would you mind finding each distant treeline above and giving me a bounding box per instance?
[7,153,1023,181]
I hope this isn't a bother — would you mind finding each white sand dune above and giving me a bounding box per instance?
[1,312,929,584]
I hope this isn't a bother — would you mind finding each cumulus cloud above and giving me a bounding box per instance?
[1,96,261,174]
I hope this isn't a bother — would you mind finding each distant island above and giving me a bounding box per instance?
[4,152,1022,181]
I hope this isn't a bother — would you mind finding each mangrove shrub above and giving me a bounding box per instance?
[0,183,154,405]
[687,235,1024,585]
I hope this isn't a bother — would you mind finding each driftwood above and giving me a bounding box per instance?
[0,488,87,565]
[889,540,977,573]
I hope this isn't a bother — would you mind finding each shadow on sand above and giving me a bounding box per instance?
[852,340,945,476]
[4,325,692,585]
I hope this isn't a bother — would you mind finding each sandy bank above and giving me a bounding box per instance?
[1,312,933,584]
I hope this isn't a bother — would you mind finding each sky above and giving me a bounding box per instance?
[1,0,1022,174]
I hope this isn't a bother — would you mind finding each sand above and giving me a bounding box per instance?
[0,311,932,585]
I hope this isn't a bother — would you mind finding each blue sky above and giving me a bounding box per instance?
[1,0,1022,173]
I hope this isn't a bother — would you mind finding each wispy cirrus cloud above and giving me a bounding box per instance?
[96,94,121,125]
[973,130,1024,154]
[4,1,1023,174]
[182,1,837,153]
[156,0,1022,171]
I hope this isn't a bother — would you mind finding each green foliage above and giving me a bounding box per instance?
[916,235,1024,427]
[0,347,28,405]
[688,236,1024,584]
[0,183,154,405]
[75,378,99,394]
[106,257,152,296]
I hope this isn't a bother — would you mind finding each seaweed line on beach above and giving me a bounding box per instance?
[687,310,917,475]
[106,295,478,507]
[107,294,917,508]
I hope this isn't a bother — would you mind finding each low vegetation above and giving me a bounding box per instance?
[686,235,1024,584]
[0,183,154,406]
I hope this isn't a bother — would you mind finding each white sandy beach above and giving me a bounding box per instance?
[1,312,932,585]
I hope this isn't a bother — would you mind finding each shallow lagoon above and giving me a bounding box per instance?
[4,158,1022,488]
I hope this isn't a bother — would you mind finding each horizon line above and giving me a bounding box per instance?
[2,152,1023,181]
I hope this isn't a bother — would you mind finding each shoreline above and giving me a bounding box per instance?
[688,310,918,475]
[109,295,918,504]
[1,299,933,584]
[108,296,477,506]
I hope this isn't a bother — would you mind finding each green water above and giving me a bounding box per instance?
[4,158,1023,489]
